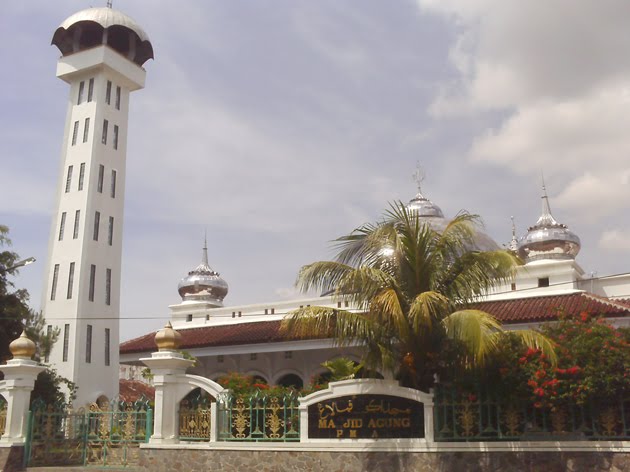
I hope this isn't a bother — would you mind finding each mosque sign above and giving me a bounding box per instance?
[308,394,424,439]
[299,379,434,442]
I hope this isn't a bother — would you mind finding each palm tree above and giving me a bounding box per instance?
[282,203,555,390]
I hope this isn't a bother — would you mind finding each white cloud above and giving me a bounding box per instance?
[599,230,630,252]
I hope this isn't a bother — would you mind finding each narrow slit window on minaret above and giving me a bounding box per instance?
[111,170,117,197]
[58,212,66,241]
[67,262,75,299]
[77,81,85,104]
[62,324,70,362]
[105,268,112,306]
[50,264,60,300]
[97,165,104,192]
[108,216,114,246]
[78,163,85,191]
[89,264,96,302]
[65,165,73,192]
[87,78,94,102]
[72,121,79,145]
[105,328,111,366]
[86,324,92,364]
[115,86,121,110]
[113,125,119,150]
[83,118,90,143]
[73,210,80,239]
[102,119,109,144]
[106,80,112,105]
[93,211,100,241]
[45,325,52,362]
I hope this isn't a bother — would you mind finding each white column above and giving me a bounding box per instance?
[0,359,45,445]
[141,351,193,444]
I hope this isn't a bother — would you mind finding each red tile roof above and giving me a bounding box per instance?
[120,292,630,354]
[472,292,630,323]
[118,379,155,402]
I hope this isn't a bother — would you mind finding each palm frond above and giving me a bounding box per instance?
[442,309,502,365]
[509,329,557,366]
[408,291,449,334]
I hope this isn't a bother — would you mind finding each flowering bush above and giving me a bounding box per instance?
[490,312,630,407]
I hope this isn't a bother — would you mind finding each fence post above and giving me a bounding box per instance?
[140,323,193,444]
[0,332,45,445]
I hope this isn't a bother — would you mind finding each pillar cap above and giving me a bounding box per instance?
[9,330,36,359]
[154,322,182,351]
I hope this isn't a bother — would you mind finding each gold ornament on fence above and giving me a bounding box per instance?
[502,406,521,436]
[458,400,476,437]
[599,407,619,437]
[232,397,251,439]
[265,397,285,439]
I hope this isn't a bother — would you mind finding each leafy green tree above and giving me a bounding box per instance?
[282,203,555,390]
[0,225,73,403]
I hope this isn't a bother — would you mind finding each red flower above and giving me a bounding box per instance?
[580,312,589,322]
[519,356,527,364]
[527,380,538,388]
[535,370,547,379]
[467,394,477,402]
[534,388,545,397]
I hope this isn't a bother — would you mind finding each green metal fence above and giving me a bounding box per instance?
[24,397,152,468]
[179,391,212,441]
[434,387,630,441]
[0,398,6,437]
[217,391,300,442]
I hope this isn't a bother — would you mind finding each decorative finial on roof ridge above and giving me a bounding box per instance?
[106,0,113,8]
[412,162,425,197]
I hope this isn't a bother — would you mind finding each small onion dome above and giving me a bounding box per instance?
[9,330,36,359]
[154,322,182,351]
[177,238,228,307]
[405,187,499,252]
[518,184,581,263]
[52,7,154,66]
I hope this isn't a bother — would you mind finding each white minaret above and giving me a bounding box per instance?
[42,7,153,406]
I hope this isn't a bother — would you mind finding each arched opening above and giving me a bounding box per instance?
[78,22,104,50]
[107,25,133,58]
[276,373,303,389]
[96,395,109,408]
[179,387,214,442]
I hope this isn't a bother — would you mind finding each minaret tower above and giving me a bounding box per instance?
[42,7,153,405]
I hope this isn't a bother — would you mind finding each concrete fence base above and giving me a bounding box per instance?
[137,446,630,472]
[0,444,24,472]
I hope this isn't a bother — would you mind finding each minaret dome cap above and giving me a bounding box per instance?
[52,7,154,66]
[178,236,228,307]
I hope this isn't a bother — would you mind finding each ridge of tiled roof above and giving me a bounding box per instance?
[120,319,308,354]
[473,292,630,323]
[120,292,630,354]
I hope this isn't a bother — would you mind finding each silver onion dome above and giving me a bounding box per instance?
[178,238,228,306]
[518,184,581,263]
[405,166,499,252]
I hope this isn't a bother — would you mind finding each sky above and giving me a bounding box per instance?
[2,1,630,341]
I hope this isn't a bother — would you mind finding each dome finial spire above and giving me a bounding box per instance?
[106,0,113,8]
[202,229,209,266]
[412,162,425,196]
[538,173,558,226]
[508,216,519,252]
